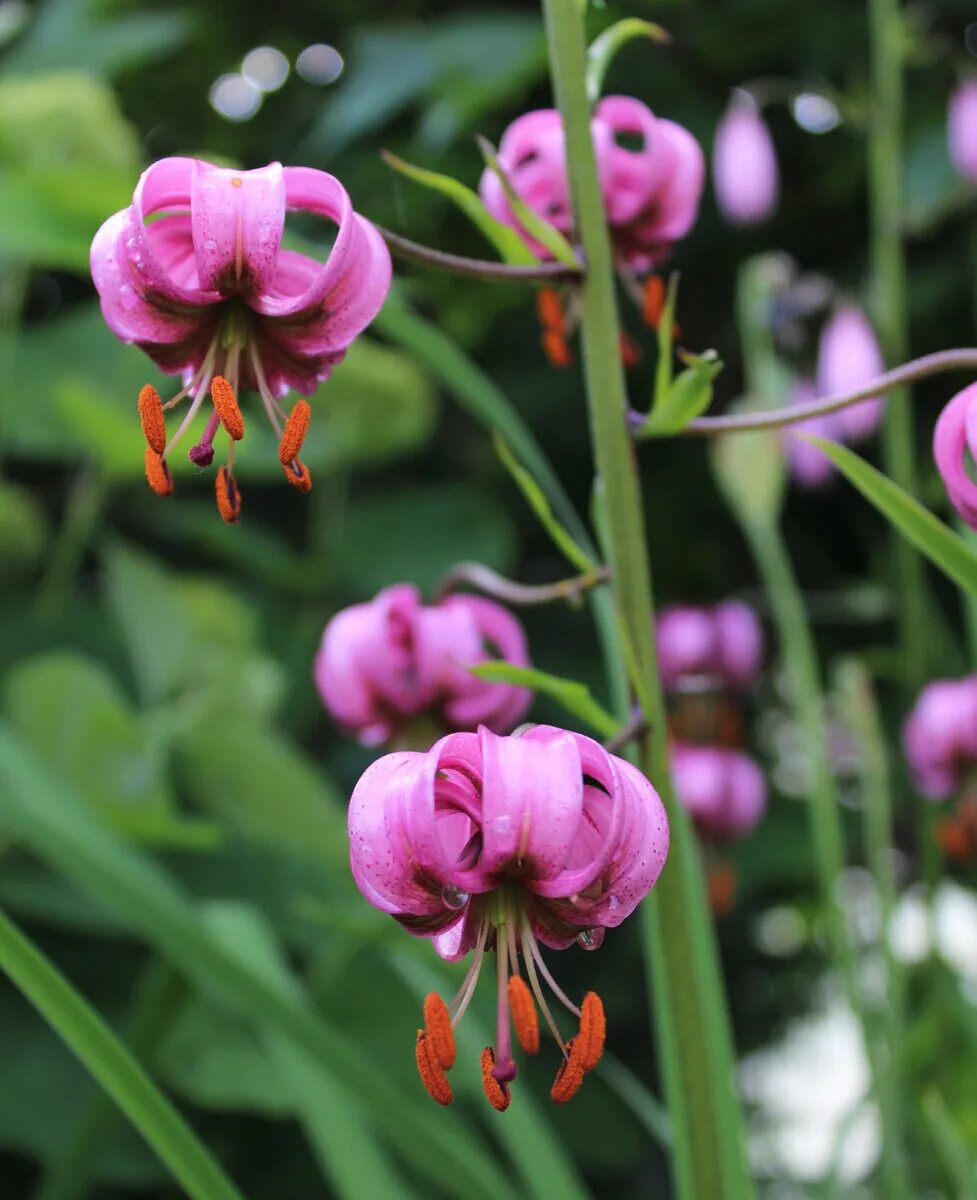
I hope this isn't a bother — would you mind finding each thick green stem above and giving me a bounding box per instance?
[867,0,928,685]
[539,3,751,1196]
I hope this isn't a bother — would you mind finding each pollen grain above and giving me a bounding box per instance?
[144,448,173,496]
[422,992,456,1070]
[278,400,312,466]
[480,1047,511,1112]
[210,375,245,441]
[415,1031,453,1105]
[138,385,167,453]
[507,975,540,1055]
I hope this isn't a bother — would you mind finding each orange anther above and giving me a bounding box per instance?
[642,275,666,329]
[619,331,642,370]
[574,992,605,1073]
[541,331,573,369]
[138,385,167,454]
[480,1047,511,1112]
[937,818,976,864]
[210,375,245,441]
[508,976,540,1055]
[144,448,173,497]
[422,993,456,1070]
[550,1039,585,1105]
[707,862,738,918]
[278,399,312,467]
[536,288,565,334]
[282,459,313,493]
[415,1031,453,1106]
[215,465,241,524]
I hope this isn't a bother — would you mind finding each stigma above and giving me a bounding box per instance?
[135,328,313,523]
[413,900,606,1111]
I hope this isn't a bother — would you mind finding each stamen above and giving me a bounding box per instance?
[480,1047,511,1112]
[138,385,167,453]
[278,400,312,466]
[415,1031,453,1106]
[144,449,173,497]
[574,992,605,1073]
[620,331,642,369]
[550,1039,585,1105]
[215,465,241,523]
[493,926,517,1082]
[189,410,220,466]
[642,275,666,328]
[422,993,456,1070]
[520,915,567,1052]
[450,921,488,1026]
[282,458,313,493]
[542,331,573,368]
[527,931,581,1017]
[508,976,540,1055]
[536,288,565,334]
[210,375,245,441]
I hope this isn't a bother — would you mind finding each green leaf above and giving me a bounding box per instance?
[0,724,514,1200]
[639,350,722,437]
[0,905,246,1200]
[381,150,539,265]
[586,18,669,105]
[808,437,977,598]
[653,272,680,408]
[494,434,596,573]
[476,135,580,267]
[466,662,618,737]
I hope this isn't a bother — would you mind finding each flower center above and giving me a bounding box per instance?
[414,887,605,1112]
[134,304,313,523]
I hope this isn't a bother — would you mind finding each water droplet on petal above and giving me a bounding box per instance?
[118,284,138,310]
[441,884,469,910]
[607,894,620,912]
[577,927,604,951]
[204,239,218,251]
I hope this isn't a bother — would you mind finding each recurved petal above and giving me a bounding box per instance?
[314,604,395,745]
[934,383,977,530]
[474,725,583,881]
[643,118,706,242]
[190,160,285,295]
[90,211,203,347]
[595,95,662,225]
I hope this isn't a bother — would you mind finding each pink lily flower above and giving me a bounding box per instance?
[348,724,668,1108]
[479,95,704,272]
[671,742,767,841]
[934,382,977,529]
[711,92,778,226]
[816,305,885,441]
[948,80,977,184]
[315,584,532,747]
[90,157,391,521]
[656,600,764,691]
[903,677,977,799]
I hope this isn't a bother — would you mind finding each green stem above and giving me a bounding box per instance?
[867,0,928,685]
[539,3,751,1196]
[835,660,910,1199]
[0,907,245,1200]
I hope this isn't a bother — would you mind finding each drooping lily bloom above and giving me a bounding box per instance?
[816,305,885,441]
[671,742,767,840]
[934,382,977,529]
[348,724,668,1108]
[948,80,977,184]
[90,157,391,521]
[656,601,763,691]
[783,378,838,488]
[315,584,532,746]
[711,92,778,226]
[903,677,977,799]
[479,96,704,273]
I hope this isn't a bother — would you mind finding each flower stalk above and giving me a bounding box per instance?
[539,0,751,1195]
[435,562,610,606]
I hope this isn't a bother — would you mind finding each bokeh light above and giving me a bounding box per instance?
[295,43,344,85]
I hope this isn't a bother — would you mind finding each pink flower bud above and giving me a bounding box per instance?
[656,601,763,691]
[816,305,885,441]
[671,743,767,840]
[934,381,977,530]
[315,585,532,746]
[783,378,839,488]
[903,677,977,799]
[948,80,977,184]
[711,93,778,226]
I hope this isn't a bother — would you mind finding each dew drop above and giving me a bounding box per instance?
[441,884,469,910]
[577,929,596,949]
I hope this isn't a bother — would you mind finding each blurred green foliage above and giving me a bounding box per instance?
[1,0,977,1197]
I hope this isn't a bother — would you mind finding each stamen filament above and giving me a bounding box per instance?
[493,918,515,1081]
[520,914,566,1053]
[450,922,487,1027]
[527,929,581,1017]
